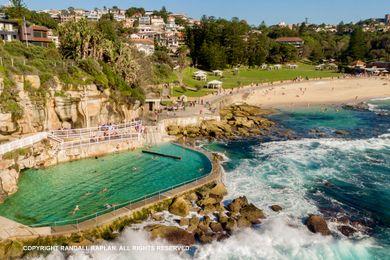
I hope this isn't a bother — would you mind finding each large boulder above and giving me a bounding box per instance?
[198,233,214,244]
[198,197,218,207]
[227,196,249,213]
[168,197,190,217]
[338,225,357,237]
[210,222,224,233]
[237,216,252,228]
[306,215,331,236]
[179,218,189,226]
[240,204,266,223]
[0,169,20,196]
[224,218,238,233]
[209,183,228,197]
[187,216,200,232]
[270,205,283,212]
[145,225,195,245]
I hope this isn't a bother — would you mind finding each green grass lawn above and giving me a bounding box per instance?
[171,63,341,97]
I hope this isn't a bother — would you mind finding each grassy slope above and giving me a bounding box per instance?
[172,63,341,97]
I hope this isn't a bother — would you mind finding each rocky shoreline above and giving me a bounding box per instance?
[167,104,276,141]
[144,182,266,246]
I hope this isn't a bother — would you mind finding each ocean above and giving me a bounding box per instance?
[49,98,390,260]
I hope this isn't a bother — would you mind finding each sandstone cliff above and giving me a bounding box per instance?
[0,74,141,138]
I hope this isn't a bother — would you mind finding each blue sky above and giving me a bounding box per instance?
[1,0,389,25]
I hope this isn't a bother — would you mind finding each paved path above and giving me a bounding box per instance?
[0,216,51,240]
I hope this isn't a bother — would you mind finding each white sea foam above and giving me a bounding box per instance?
[49,218,376,260]
[368,97,390,102]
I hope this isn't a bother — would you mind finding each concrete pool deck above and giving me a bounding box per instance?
[0,147,222,241]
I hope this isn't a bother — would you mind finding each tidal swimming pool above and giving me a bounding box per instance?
[0,143,212,226]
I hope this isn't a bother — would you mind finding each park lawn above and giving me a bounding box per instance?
[172,87,215,97]
[171,63,341,97]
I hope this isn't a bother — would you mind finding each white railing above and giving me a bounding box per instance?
[60,132,142,150]
[50,121,142,139]
[0,121,144,155]
[0,132,48,156]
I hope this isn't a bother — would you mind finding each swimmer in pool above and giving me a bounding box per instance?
[71,205,80,215]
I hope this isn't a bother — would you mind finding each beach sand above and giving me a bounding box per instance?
[241,78,390,108]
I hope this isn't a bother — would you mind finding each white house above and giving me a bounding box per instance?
[131,39,155,56]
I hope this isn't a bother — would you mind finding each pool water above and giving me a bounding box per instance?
[0,144,212,226]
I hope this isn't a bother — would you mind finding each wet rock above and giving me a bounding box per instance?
[169,197,190,217]
[343,102,369,111]
[198,233,214,244]
[217,213,229,225]
[338,225,357,237]
[146,225,195,246]
[306,215,331,236]
[214,203,226,212]
[197,209,206,216]
[217,233,230,241]
[209,183,228,197]
[197,221,210,233]
[227,196,249,213]
[237,216,252,228]
[203,216,212,226]
[324,181,333,187]
[224,218,238,233]
[189,216,200,227]
[240,204,266,223]
[270,205,283,212]
[210,222,224,233]
[179,218,189,226]
[198,197,218,207]
[336,216,349,224]
[251,219,262,225]
[152,213,164,221]
[335,130,349,135]
[203,204,217,214]
[185,192,198,202]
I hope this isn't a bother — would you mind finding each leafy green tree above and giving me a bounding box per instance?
[199,42,227,70]
[125,7,145,17]
[246,33,270,66]
[345,27,368,61]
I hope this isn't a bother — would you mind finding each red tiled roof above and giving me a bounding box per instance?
[275,37,304,42]
[131,39,154,45]
[31,25,49,31]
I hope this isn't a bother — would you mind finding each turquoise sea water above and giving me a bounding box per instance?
[203,99,390,259]
[0,144,211,226]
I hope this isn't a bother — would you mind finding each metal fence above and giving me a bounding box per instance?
[50,121,143,139]
[0,121,144,155]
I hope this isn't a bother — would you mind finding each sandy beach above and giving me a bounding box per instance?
[234,77,390,108]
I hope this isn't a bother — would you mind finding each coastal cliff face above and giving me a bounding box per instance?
[0,74,140,137]
[0,141,58,202]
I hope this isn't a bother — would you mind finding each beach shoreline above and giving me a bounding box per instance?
[197,77,390,112]
[240,77,390,109]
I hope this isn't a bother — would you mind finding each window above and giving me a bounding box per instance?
[33,31,42,38]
